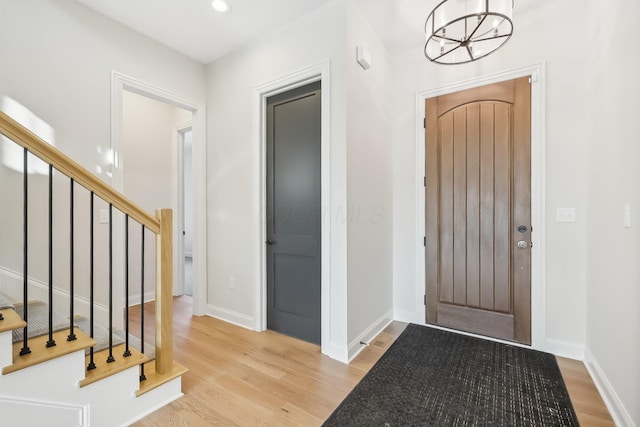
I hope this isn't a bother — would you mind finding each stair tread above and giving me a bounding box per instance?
[80,344,150,388]
[0,309,26,333]
[12,301,69,343]
[3,328,96,375]
[136,360,188,397]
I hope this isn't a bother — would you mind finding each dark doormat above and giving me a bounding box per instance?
[323,324,579,426]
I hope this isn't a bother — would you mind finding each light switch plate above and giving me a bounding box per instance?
[623,203,631,228]
[556,207,576,223]
[356,46,371,70]
[99,209,109,224]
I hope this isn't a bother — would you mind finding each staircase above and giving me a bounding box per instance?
[0,111,187,426]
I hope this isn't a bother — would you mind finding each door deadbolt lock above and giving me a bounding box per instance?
[517,240,529,249]
[517,225,528,233]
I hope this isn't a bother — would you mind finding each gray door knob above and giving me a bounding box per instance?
[517,240,528,249]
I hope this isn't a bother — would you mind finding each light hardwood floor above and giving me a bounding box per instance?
[132,296,614,426]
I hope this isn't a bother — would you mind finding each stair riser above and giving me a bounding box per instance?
[0,332,13,368]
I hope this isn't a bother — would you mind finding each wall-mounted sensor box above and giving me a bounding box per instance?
[356,46,372,70]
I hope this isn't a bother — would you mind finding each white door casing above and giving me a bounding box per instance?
[111,71,207,316]
[253,60,349,362]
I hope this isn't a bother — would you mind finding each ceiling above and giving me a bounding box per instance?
[76,0,533,64]
[76,0,335,64]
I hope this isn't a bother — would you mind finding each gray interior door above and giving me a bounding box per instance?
[266,81,321,344]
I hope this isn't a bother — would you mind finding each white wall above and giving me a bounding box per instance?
[345,1,394,355]
[121,91,191,301]
[205,0,349,356]
[0,1,205,174]
[585,1,640,425]
[386,0,589,353]
[0,0,204,306]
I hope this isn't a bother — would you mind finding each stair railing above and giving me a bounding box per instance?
[0,111,173,378]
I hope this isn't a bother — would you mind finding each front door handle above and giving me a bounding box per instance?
[517,240,529,249]
[266,239,276,245]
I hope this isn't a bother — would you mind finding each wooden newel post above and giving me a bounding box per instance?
[155,208,173,375]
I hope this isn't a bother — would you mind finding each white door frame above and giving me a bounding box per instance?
[111,71,207,316]
[415,63,547,350]
[253,60,336,358]
[174,121,192,296]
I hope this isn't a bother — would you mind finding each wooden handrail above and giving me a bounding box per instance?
[0,111,160,234]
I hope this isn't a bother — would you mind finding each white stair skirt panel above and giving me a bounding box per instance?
[0,330,182,427]
[0,397,89,427]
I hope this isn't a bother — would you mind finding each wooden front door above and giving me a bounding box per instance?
[425,77,532,344]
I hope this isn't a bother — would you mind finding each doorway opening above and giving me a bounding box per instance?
[120,91,191,308]
[111,71,207,317]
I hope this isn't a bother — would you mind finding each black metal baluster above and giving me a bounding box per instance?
[20,148,30,356]
[106,204,115,363]
[46,164,56,348]
[67,179,77,341]
[123,215,131,357]
[87,192,96,370]
[139,225,146,381]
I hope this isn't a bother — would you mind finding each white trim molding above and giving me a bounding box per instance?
[128,291,157,306]
[414,63,547,350]
[110,71,207,316]
[584,348,636,427]
[348,310,394,362]
[545,338,584,361]
[206,304,255,330]
[252,60,347,361]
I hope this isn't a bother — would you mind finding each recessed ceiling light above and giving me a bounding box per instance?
[211,0,231,13]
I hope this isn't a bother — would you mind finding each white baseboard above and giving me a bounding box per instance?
[584,347,636,427]
[348,310,394,362]
[206,304,254,330]
[128,291,156,306]
[322,341,349,364]
[545,338,584,360]
[121,380,183,427]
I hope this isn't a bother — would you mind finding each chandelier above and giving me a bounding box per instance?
[424,0,514,65]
